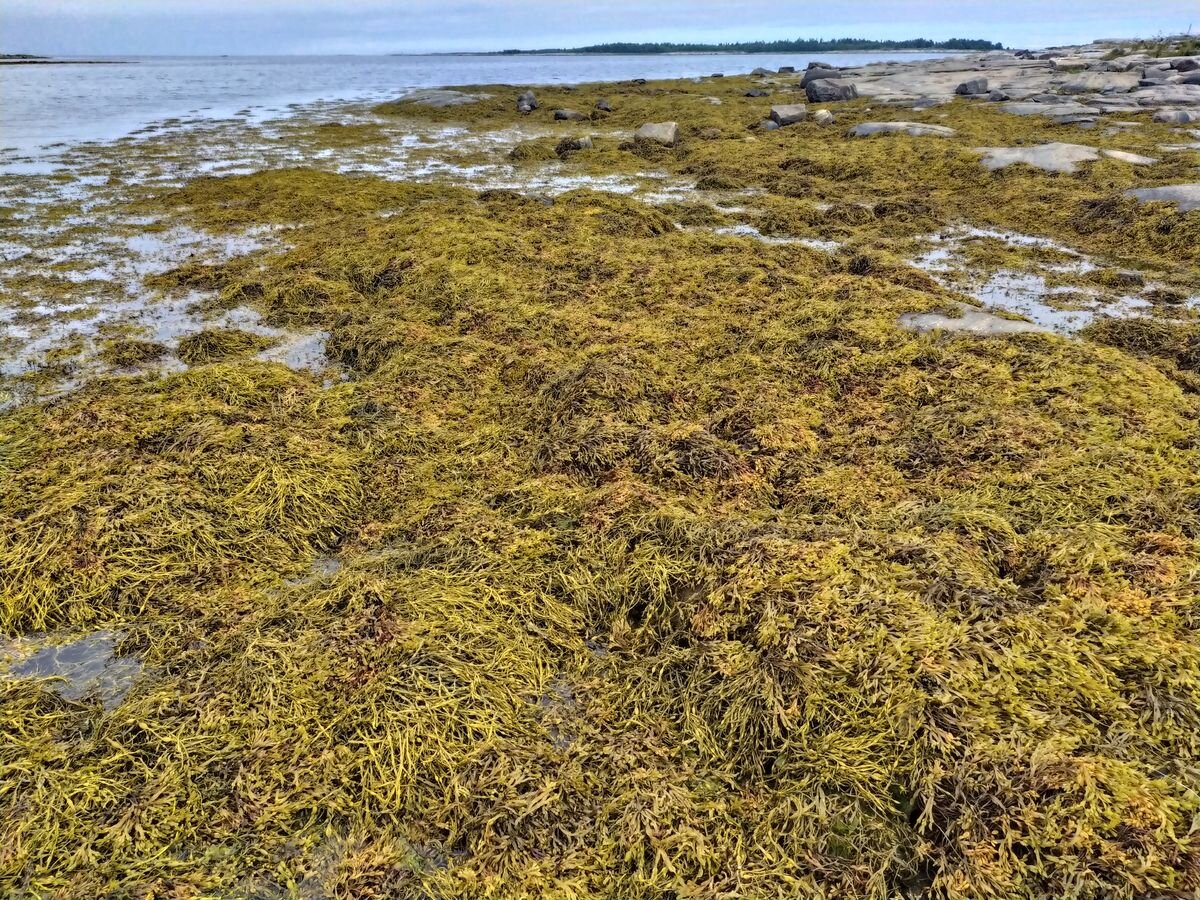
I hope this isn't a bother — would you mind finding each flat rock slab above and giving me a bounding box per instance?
[1001,101,1099,118]
[977,142,1158,173]
[900,308,1047,336]
[634,121,679,146]
[1125,184,1200,212]
[849,122,956,138]
[1060,73,1140,94]
[400,89,490,108]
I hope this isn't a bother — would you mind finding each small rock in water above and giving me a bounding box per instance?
[769,103,808,126]
[634,121,679,146]
[813,109,835,126]
[955,76,989,95]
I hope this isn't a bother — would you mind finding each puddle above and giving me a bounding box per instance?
[709,223,841,252]
[2,630,142,709]
[910,226,1186,335]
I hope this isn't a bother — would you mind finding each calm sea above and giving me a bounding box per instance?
[0,52,957,154]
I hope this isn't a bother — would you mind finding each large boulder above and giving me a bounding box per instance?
[634,121,679,146]
[955,76,989,95]
[1153,109,1200,123]
[801,68,843,87]
[769,104,808,126]
[805,79,858,103]
[849,122,956,138]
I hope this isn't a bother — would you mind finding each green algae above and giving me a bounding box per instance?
[176,328,276,365]
[2,71,1200,900]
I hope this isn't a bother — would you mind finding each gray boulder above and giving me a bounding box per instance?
[801,68,843,87]
[955,76,989,95]
[808,61,834,70]
[761,120,781,131]
[634,121,679,146]
[1153,109,1200,124]
[751,67,773,76]
[745,89,770,97]
[769,103,808,126]
[778,66,796,74]
[987,89,1011,101]
[849,122,956,138]
[813,109,835,126]
[1175,58,1199,72]
[805,79,858,103]
[554,109,587,121]
[1181,71,1200,85]
[517,90,538,113]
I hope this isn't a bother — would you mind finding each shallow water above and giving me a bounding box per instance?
[3,630,142,709]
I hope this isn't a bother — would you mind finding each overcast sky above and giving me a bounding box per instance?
[3,0,1197,56]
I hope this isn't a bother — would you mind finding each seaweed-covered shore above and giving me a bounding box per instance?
[3,42,1200,898]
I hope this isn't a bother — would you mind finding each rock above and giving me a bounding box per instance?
[1153,109,1200,124]
[554,109,587,121]
[1060,73,1139,94]
[955,76,989,95]
[634,121,679,146]
[778,66,796,74]
[808,61,834,70]
[769,103,808,126]
[745,89,770,97]
[987,89,1011,101]
[849,122,956,138]
[801,68,843,87]
[698,126,723,140]
[400,89,489,108]
[595,99,612,112]
[912,98,943,109]
[1125,183,1200,211]
[1135,84,1200,105]
[813,109,835,126]
[517,90,538,113]
[711,73,725,78]
[751,67,773,76]
[1175,58,1199,72]
[1050,56,1090,71]
[976,142,1157,173]
[761,120,781,131]
[805,80,858,103]
[1000,101,1100,121]
[1181,71,1200,85]
[555,136,593,155]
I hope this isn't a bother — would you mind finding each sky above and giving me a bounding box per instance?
[2,0,1197,56]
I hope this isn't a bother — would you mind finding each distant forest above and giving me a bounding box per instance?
[496,37,1004,55]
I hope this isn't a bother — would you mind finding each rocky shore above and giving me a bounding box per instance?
[2,36,1200,900]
